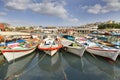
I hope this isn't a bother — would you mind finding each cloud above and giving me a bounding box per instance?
[82,0,120,14]
[0,12,7,16]
[67,18,79,22]
[28,0,79,22]
[81,5,88,10]
[2,0,79,22]
[29,1,67,18]
[3,0,30,10]
[87,4,103,14]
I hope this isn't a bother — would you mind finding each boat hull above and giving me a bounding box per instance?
[61,38,74,46]
[2,47,36,62]
[64,46,86,57]
[86,47,119,61]
[44,49,58,56]
[38,37,62,56]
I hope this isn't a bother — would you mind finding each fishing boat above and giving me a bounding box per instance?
[112,41,120,46]
[1,39,38,62]
[111,32,120,36]
[98,41,115,47]
[38,36,62,56]
[62,42,86,57]
[75,37,87,45]
[61,36,86,57]
[0,36,26,54]
[76,38,120,61]
[75,38,98,48]
[86,45,120,61]
[62,35,75,41]
[61,38,74,46]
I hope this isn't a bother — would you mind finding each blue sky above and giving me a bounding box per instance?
[0,0,120,26]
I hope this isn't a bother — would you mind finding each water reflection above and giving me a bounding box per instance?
[62,51,84,72]
[38,53,61,72]
[61,51,119,80]
[85,53,120,80]
[1,50,120,80]
[38,53,65,80]
[19,52,65,80]
[0,53,36,80]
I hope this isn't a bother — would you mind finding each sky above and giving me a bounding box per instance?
[0,0,120,26]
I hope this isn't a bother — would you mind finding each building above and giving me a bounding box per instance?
[0,23,5,31]
[57,26,75,35]
[75,24,98,34]
[41,26,58,34]
[0,23,11,31]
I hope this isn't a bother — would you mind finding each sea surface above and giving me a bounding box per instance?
[0,49,120,80]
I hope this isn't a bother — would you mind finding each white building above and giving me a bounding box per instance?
[75,24,98,34]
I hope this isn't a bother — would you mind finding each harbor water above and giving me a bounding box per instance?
[0,35,120,80]
[0,49,120,80]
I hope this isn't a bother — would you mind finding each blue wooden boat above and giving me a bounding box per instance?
[62,35,75,41]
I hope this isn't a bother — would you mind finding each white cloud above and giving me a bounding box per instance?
[82,0,120,14]
[2,0,79,22]
[29,2,67,17]
[67,18,79,22]
[0,12,7,16]
[87,4,102,14]
[81,5,88,10]
[3,0,31,10]
[28,0,79,22]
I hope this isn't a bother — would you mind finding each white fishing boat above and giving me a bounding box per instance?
[38,37,62,56]
[75,37,97,47]
[86,46,120,61]
[76,38,120,61]
[60,37,86,57]
[61,38,74,46]
[62,42,86,57]
[1,39,38,62]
